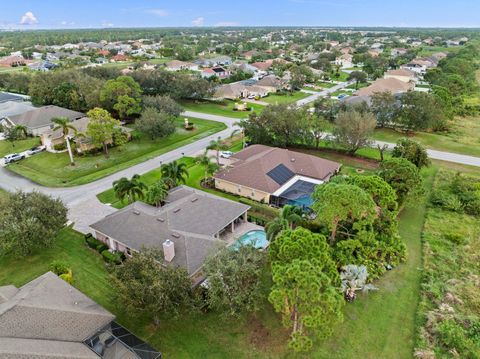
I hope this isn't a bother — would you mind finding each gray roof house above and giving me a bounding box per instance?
[5,105,85,136]
[0,271,161,358]
[90,186,250,282]
[0,100,35,120]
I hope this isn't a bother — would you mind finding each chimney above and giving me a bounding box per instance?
[163,239,175,262]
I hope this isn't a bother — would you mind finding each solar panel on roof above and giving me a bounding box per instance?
[267,164,295,185]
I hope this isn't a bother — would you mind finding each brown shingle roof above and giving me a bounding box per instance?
[214,145,341,193]
[8,105,84,130]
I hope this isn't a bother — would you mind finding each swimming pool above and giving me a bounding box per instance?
[232,230,269,250]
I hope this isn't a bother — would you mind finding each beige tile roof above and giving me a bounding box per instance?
[356,78,414,96]
[214,145,341,193]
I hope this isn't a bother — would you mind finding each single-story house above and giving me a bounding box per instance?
[0,55,27,67]
[201,66,230,79]
[0,271,161,358]
[27,60,57,72]
[110,54,129,62]
[196,56,232,67]
[355,77,414,97]
[255,74,290,92]
[335,53,353,68]
[0,101,35,121]
[214,145,341,208]
[214,82,269,100]
[0,91,30,104]
[90,186,251,284]
[40,116,133,153]
[251,61,272,71]
[3,105,85,136]
[384,69,417,84]
[165,60,199,71]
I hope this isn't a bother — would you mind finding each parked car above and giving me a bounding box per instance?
[337,94,348,99]
[27,146,45,156]
[4,153,25,164]
[220,151,234,159]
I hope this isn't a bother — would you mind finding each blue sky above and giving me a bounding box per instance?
[2,0,480,29]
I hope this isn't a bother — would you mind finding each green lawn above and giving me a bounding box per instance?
[374,116,480,157]
[315,81,337,89]
[346,82,369,90]
[262,91,310,105]
[181,100,264,119]
[329,71,350,82]
[0,137,40,157]
[7,118,226,187]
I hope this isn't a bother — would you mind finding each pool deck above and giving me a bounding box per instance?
[221,221,264,245]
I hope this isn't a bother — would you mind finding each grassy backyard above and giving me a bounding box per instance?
[262,91,310,105]
[374,116,480,157]
[181,99,264,119]
[6,118,226,187]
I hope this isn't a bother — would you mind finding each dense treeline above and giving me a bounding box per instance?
[0,68,213,113]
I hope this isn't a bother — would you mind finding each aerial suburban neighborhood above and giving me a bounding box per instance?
[0,1,479,358]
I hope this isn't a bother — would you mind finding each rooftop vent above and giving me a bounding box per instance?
[156,218,165,222]
[133,210,140,215]
[173,208,181,213]
[291,158,296,162]
[191,198,198,203]
[171,233,181,239]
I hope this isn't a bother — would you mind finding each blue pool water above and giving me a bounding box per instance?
[232,230,269,250]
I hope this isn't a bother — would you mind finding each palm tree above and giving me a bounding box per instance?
[113,174,147,204]
[160,161,189,187]
[52,117,77,166]
[265,205,305,241]
[146,179,170,207]
[207,136,228,165]
[196,152,218,181]
[231,127,245,149]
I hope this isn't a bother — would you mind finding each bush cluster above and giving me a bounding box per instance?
[49,260,73,284]
[431,173,480,216]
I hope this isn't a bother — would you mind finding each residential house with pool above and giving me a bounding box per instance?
[90,186,264,285]
[214,145,341,208]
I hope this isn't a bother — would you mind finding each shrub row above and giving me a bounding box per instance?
[101,249,124,265]
[85,233,124,264]
[238,198,279,220]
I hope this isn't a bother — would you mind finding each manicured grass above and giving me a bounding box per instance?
[6,118,226,187]
[345,82,369,90]
[313,166,438,358]
[0,137,40,157]
[262,91,310,105]
[181,99,264,119]
[374,116,480,157]
[329,71,350,82]
[315,81,337,88]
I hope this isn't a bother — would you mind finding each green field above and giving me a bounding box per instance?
[181,100,264,119]
[7,118,226,187]
[415,169,480,356]
[0,137,40,157]
[262,91,310,105]
[315,81,337,88]
[374,116,480,157]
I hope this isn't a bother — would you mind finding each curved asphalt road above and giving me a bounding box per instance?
[1,99,480,232]
[0,111,239,232]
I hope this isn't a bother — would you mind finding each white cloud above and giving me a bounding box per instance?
[60,20,75,26]
[146,9,168,17]
[20,11,38,25]
[215,21,238,27]
[191,17,205,26]
[101,21,114,27]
